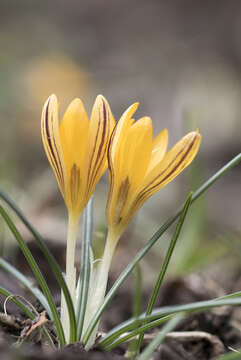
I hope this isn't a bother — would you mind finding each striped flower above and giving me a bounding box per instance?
[107,102,201,240]
[41,94,115,221]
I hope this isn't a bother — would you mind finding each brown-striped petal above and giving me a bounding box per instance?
[148,128,168,172]
[106,103,139,234]
[59,98,90,214]
[135,131,201,208]
[83,95,115,203]
[41,94,66,198]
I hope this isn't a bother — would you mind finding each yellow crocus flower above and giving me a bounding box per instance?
[83,102,201,348]
[107,102,201,240]
[41,94,115,221]
[41,94,115,341]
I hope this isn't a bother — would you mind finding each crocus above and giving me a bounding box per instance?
[107,102,201,241]
[83,102,201,347]
[41,94,115,341]
[41,94,115,222]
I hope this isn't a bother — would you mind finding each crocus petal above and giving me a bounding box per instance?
[83,95,115,202]
[107,103,138,231]
[118,118,153,231]
[148,128,168,172]
[109,103,139,170]
[122,117,153,192]
[59,98,90,213]
[41,94,66,197]
[60,98,89,171]
[135,131,201,208]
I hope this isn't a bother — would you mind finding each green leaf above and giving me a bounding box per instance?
[0,205,66,347]
[0,189,77,343]
[0,285,56,348]
[126,263,142,359]
[0,285,35,319]
[100,297,241,348]
[102,315,174,351]
[76,196,93,340]
[137,192,192,351]
[137,313,184,360]
[0,257,51,316]
[213,350,241,360]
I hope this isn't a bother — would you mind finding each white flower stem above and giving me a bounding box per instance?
[83,231,119,349]
[61,213,79,342]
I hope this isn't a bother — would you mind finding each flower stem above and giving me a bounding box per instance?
[61,213,79,342]
[83,231,118,349]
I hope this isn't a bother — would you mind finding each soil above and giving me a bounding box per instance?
[1,242,241,359]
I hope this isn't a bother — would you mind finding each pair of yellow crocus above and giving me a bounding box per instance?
[41,94,201,343]
[41,94,201,243]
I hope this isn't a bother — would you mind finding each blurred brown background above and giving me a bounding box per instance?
[0,0,240,275]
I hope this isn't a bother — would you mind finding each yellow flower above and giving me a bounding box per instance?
[41,94,115,221]
[107,103,201,239]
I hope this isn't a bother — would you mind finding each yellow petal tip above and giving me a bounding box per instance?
[132,102,139,111]
[96,94,108,103]
[44,94,58,109]
[67,97,85,110]
[49,93,57,101]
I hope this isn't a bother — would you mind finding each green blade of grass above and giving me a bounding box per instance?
[0,285,56,349]
[76,197,93,340]
[99,297,241,348]
[137,313,184,360]
[82,153,241,345]
[218,291,241,300]
[137,192,192,352]
[102,315,174,351]
[0,257,51,316]
[132,264,142,318]
[0,205,66,347]
[0,189,77,343]
[213,351,241,360]
[191,153,241,202]
[126,263,142,359]
[0,286,35,319]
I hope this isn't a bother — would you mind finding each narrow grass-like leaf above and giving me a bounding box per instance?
[132,264,142,319]
[100,297,241,348]
[0,286,35,319]
[191,153,241,202]
[217,291,241,300]
[0,285,56,348]
[137,313,184,360]
[137,192,192,351]
[0,258,51,316]
[83,153,241,345]
[76,197,93,340]
[0,205,66,347]
[101,315,174,351]
[213,351,241,360]
[0,189,77,342]
[126,264,142,359]
[99,315,172,349]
